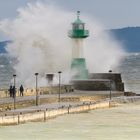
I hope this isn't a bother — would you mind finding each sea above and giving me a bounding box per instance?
[118,52,140,94]
[0,52,140,140]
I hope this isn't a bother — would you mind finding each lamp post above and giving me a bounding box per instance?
[13,74,16,109]
[58,71,62,102]
[35,73,39,106]
[109,80,112,100]
[108,70,112,100]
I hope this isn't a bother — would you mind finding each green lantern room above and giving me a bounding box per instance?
[68,11,89,38]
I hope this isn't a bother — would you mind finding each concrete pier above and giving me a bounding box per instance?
[0,95,139,126]
[0,101,111,126]
[0,90,124,111]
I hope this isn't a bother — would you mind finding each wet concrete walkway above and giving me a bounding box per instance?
[0,91,124,116]
[0,90,122,104]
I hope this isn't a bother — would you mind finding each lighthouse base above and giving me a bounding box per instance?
[71,58,88,79]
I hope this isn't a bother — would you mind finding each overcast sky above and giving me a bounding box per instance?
[0,0,140,40]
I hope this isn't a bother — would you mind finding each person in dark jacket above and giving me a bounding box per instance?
[20,85,24,96]
[12,86,16,98]
[9,85,13,97]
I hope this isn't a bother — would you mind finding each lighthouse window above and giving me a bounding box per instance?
[73,24,84,30]
[79,24,84,30]
[73,24,78,30]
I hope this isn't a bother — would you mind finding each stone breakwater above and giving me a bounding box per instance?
[0,91,124,111]
[0,96,139,126]
[0,101,112,126]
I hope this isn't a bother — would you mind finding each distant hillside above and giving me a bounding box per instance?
[110,27,140,52]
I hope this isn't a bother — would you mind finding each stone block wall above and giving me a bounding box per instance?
[72,73,124,91]
[89,73,124,91]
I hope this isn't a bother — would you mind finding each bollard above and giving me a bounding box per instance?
[88,103,90,110]
[109,101,111,108]
[44,111,46,121]
[18,115,20,124]
[68,105,71,114]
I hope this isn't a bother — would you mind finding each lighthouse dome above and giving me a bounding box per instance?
[68,11,89,38]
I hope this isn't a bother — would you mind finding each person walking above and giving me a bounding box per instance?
[20,85,24,96]
[12,86,16,98]
[9,85,13,97]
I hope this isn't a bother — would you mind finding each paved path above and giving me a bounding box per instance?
[4,95,139,116]
[0,90,123,104]
[0,90,124,116]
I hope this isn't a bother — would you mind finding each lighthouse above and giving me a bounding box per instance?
[68,11,89,79]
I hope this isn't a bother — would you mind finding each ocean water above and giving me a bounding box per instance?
[118,53,140,93]
[0,104,140,140]
[0,54,14,88]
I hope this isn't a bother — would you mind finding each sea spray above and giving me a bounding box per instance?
[84,19,126,73]
[0,2,125,87]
